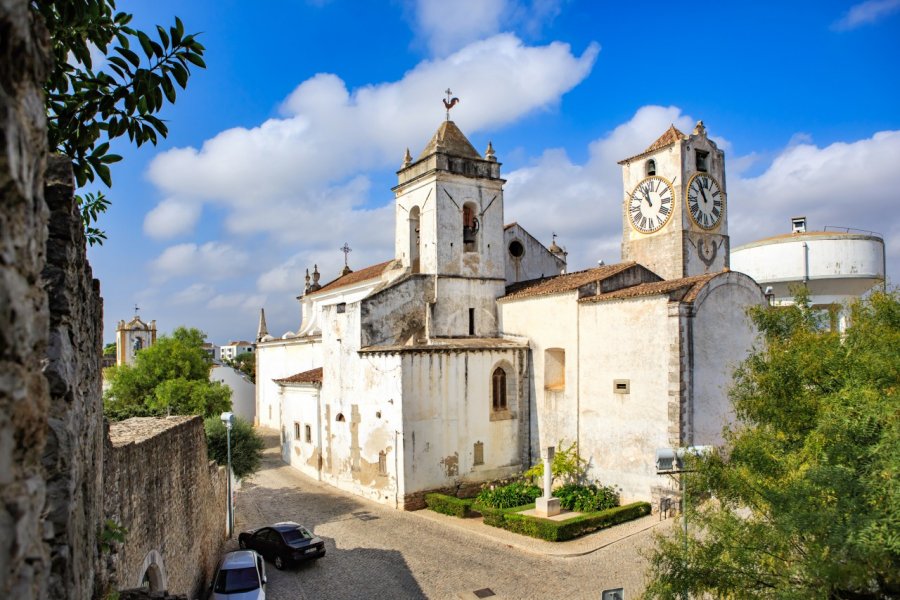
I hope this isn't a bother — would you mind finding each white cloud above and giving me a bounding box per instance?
[143,198,202,239]
[146,34,597,244]
[413,0,506,56]
[171,283,216,305]
[208,293,267,312]
[832,0,900,30]
[410,0,565,56]
[150,242,250,282]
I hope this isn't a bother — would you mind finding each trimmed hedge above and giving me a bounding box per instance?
[483,501,651,542]
[424,493,478,518]
[477,502,536,527]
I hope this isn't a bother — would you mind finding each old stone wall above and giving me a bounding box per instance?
[105,416,226,599]
[0,0,53,597]
[43,156,107,599]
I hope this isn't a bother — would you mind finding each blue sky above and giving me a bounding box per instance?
[88,0,900,344]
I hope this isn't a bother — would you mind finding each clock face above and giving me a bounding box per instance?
[628,176,675,233]
[687,173,724,229]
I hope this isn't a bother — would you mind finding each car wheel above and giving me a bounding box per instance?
[274,556,285,570]
[239,539,246,549]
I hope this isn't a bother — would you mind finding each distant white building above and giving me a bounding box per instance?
[210,364,255,423]
[731,217,885,330]
[221,341,254,362]
[201,342,221,362]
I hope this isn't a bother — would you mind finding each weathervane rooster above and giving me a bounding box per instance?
[443,88,459,120]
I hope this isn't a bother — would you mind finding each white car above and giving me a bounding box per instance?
[210,550,267,599]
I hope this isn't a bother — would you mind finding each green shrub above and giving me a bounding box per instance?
[553,482,619,512]
[425,493,477,518]
[476,481,541,509]
[477,503,536,528]
[487,502,651,542]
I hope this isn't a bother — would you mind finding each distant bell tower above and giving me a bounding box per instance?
[391,91,506,337]
[116,308,157,366]
[618,121,729,280]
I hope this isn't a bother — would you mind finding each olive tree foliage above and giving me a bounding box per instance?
[33,0,206,244]
[104,327,231,420]
[643,290,900,600]
[204,416,265,480]
[523,440,589,486]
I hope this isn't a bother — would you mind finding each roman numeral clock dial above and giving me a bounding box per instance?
[687,173,725,230]
[628,176,675,233]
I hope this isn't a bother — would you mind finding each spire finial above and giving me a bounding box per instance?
[257,308,269,342]
[442,88,459,121]
[693,120,706,136]
[485,141,496,161]
[134,303,140,317]
[402,147,412,168]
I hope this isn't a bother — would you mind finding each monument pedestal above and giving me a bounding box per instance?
[535,496,560,517]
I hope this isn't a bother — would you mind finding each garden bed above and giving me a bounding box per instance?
[480,501,651,542]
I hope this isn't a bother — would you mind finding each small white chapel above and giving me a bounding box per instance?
[255,110,764,510]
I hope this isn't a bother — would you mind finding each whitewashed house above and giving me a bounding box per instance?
[256,118,764,509]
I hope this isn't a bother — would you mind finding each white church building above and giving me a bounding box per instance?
[255,117,764,510]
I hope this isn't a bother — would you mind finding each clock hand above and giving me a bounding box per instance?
[698,185,709,205]
[643,189,653,208]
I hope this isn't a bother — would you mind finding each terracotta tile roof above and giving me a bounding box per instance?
[581,272,718,304]
[502,262,637,301]
[307,260,395,297]
[618,124,687,164]
[417,120,482,161]
[274,367,323,385]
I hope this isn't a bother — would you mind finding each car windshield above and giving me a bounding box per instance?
[214,566,259,593]
[281,527,313,544]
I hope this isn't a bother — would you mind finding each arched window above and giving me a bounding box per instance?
[335,413,345,422]
[492,367,507,411]
[646,159,656,176]
[462,203,479,252]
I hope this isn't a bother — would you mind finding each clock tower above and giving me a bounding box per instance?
[618,121,729,280]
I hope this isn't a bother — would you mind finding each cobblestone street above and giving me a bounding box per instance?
[230,433,670,600]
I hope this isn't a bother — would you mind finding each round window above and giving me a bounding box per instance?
[508,240,525,258]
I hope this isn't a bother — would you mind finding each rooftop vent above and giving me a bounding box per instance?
[791,216,807,233]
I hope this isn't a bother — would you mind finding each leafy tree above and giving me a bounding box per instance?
[104,326,231,420]
[523,439,589,486]
[230,351,256,383]
[204,416,265,480]
[103,342,117,357]
[643,290,900,599]
[33,0,206,244]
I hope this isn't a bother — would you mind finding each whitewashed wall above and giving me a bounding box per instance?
[499,292,579,460]
[209,365,255,423]
[577,296,674,503]
[255,337,322,428]
[400,348,526,495]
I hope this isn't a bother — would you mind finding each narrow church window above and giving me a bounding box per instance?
[336,302,346,314]
[492,368,507,411]
[545,348,565,390]
[695,150,709,172]
[378,450,387,476]
[304,424,312,443]
[294,422,301,440]
[469,308,475,336]
[646,159,656,176]
[473,441,484,466]
[336,413,345,422]
[409,206,421,273]
[462,203,479,252]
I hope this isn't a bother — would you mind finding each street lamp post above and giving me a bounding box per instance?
[220,412,234,537]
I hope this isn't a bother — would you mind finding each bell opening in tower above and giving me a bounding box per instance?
[462,203,479,252]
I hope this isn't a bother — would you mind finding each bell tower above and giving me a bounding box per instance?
[618,121,729,280]
[392,98,507,337]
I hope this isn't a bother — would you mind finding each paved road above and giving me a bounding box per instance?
[231,434,662,600]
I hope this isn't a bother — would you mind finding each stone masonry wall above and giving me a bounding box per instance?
[0,1,53,596]
[105,417,226,599]
[42,156,107,599]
